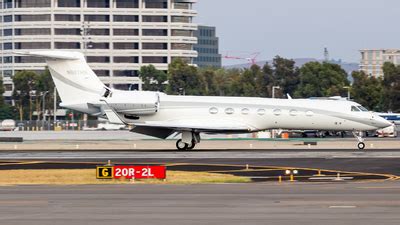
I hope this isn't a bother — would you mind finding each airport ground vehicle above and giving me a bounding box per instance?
[0,120,16,131]
[16,51,392,150]
[95,123,126,131]
[376,123,397,138]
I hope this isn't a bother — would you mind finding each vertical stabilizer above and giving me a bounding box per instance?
[14,51,106,105]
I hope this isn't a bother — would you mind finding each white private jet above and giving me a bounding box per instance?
[16,51,391,150]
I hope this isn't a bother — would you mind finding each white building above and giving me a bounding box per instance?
[359,49,400,78]
[0,0,197,102]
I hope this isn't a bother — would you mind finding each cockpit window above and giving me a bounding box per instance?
[351,106,361,112]
[357,106,369,112]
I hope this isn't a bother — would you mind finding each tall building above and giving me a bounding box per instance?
[193,25,221,68]
[0,0,198,102]
[359,49,400,77]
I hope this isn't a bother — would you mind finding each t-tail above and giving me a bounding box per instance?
[14,51,107,115]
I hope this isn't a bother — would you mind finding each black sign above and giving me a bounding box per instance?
[96,166,113,179]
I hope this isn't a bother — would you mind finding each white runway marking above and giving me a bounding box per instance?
[329,205,357,209]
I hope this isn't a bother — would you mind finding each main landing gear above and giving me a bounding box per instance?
[352,131,365,150]
[176,131,200,150]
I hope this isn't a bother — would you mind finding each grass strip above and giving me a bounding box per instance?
[0,169,251,185]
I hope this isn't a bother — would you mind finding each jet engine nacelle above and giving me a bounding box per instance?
[105,91,161,115]
[108,102,158,115]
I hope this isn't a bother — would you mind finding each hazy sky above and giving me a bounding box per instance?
[195,0,400,65]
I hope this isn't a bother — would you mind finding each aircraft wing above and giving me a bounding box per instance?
[131,119,254,139]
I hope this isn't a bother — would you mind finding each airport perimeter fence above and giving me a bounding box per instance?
[9,120,128,131]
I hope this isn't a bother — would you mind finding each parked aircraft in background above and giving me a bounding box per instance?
[375,113,400,125]
[15,51,392,150]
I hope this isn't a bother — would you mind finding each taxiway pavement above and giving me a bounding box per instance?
[0,131,399,150]
[2,149,400,159]
[0,182,399,225]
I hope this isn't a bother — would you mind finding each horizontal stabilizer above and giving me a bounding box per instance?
[100,100,125,125]
[104,108,125,125]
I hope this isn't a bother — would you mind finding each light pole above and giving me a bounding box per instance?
[42,91,49,121]
[343,86,351,100]
[178,88,185,96]
[272,86,280,98]
[53,88,57,127]
[42,91,49,130]
[81,21,92,58]
[29,90,35,121]
[81,21,91,129]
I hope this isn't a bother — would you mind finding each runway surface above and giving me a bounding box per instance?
[1,131,399,150]
[2,149,400,159]
[1,182,400,225]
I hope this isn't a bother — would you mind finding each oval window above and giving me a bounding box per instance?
[306,111,314,117]
[273,109,281,116]
[225,108,234,115]
[257,109,266,115]
[289,109,298,116]
[241,108,250,115]
[209,107,218,114]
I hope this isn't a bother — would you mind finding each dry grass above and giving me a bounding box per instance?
[0,169,251,185]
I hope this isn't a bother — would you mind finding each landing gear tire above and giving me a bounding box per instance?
[352,131,366,151]
[357,142,365,150]
[176,139,188,151]
[186,140,196,150]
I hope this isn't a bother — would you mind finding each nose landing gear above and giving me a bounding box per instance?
[352,131,365,150]
[175,131,200,150]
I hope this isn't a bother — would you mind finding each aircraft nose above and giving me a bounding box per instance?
[374,116,392,128]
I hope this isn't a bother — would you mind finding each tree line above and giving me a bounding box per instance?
[140,56,349,97]
[1,56,399,120]
[0,69,56,121]
[141,56,400,112]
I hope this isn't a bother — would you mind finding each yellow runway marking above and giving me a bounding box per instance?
[211,168,288,173]
[0,161,43,166]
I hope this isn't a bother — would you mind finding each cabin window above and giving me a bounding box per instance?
[225,108,234,115]
[289,109,298,116]
[209,107,218,114]
[241,108,249,115]
[257,109,266,116]
[351,106,361,112]
[273,109,281,116]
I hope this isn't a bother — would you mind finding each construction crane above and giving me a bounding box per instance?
[223,52,260,65]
